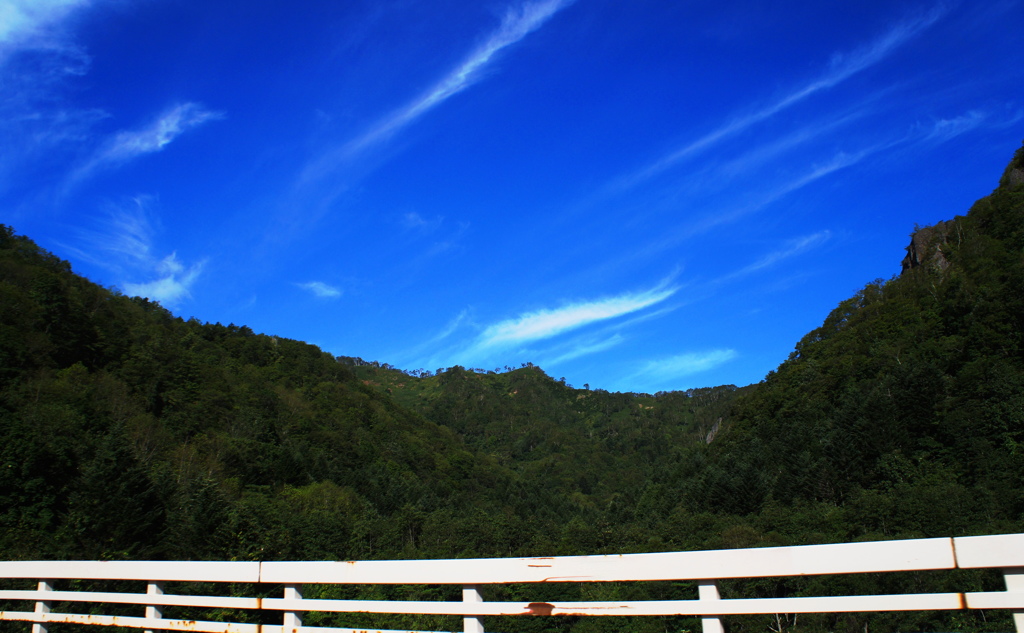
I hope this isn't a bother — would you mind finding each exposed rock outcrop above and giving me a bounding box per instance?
[901,220,951,274]
[999,144,1024,188]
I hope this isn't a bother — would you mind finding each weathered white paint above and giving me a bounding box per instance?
[965,590,1024,609]
[956,533,1024,632]
[259,593,966,616]
[0,533,1021,633]
[0,561,259,582]
[259,537,955,584]
[0,589,260,609]
[0,612,261,633]
[283,584,303,633]
[144,580,163,633]
[955,534,1024,568]
[30,580,51,633]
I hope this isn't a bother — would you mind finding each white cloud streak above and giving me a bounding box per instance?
[302,0,574,182]
[631,350,739,384]
[407,281,678,372]
[68,195,158,268]
[620,147,878,272]
[0,0,88,54]
[612,3,949,192]
[73,197,205,307]
[102,103,221,160]
[394,310,476,369]
[922,110,988,143]
[476,281,677,350]
[106,201,154,262]
[70,102,222,183]
[0,0,97,194]
[123,253,203,306]
[718,231,832,283]
[297,281,343,298]
[540,333,625,366]
[401,211,444,232]
[708,111,868,184]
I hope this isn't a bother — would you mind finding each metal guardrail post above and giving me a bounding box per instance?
[283,584,302,633]
[31,580,52,633]
[463,585,484,633]
[698,580,724,633]
[144,581,164,633]
[1006,567,1024,633]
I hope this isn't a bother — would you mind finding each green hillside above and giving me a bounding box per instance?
[692,142,1024,538]
[347,360,746,505]
[1,142,1022,632]
[0,223,746,564]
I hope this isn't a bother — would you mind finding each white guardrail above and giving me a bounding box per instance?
[0,534,1021,633]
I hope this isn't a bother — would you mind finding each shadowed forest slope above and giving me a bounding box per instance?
[0,223,747,563]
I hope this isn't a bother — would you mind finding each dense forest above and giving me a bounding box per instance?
[1,142,1022,632]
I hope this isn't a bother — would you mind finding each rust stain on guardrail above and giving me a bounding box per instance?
[526,602,554,616]
[525,602,632,616]
[70,614,201,629]
[71,615,115,627]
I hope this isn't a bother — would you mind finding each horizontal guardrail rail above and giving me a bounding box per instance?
[0,534,1020,633]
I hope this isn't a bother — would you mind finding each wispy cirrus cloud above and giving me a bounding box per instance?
[706,111,869,185]
[612,147,877,273]
[98,197,156,263]
[0,0,88,55]
[538,333,625,367]
[611,3,949,193]
[0,0,97,194]
[123,252,203,306]
[921,110,989,144]
[302,0,575,182]
[893,107,1020,152]
[406,279,678,370]
[401,211,442,231]
[625,349,739,389]
[99,103,222,162]
[393,309,475,369]
[717,231,832,284]
[476,281,677,351]
[70,196,205,307]
[70,102,223,183]
[297,281,342,299]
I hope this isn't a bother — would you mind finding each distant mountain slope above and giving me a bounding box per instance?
[0,226,519,560]
[691,142,1024,536]
[0,225,738,563]
[347,360,747,505]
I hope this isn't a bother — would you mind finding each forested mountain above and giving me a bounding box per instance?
[0,223,747,564]
[690,142,1024,536]
[1,142,1022,632]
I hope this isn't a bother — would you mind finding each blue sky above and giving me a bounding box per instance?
[3,0,1022,393]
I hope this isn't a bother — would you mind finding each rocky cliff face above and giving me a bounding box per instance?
[901,220,952,274]
[902,142,1023,275]
[1000,150,1024,188]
